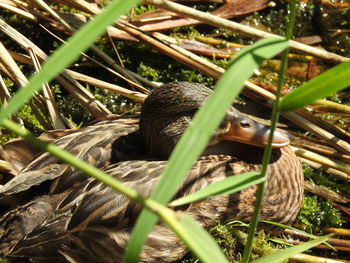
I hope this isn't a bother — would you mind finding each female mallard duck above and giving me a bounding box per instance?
[0,82,303,263]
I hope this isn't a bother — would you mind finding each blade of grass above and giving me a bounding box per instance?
[251,235,331,263]
[260,220,335,249]
[281,60,350,112]
[177,215,230,263]
[241,1,297,262]
[0,0,140,124]
[124,37,288,263]
[169,172,263,207]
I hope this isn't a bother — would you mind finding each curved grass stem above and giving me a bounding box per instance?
[241,1,297,262]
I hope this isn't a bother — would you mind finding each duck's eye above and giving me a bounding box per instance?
[240,120,251,128]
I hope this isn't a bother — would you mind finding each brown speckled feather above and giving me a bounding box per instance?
[6,146,303,263]
[0,118,140,197]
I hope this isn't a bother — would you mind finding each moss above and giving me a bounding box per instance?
[296,194,344,234]
[178,224,285,263]
[129,4,156,17]
[0,131,18,145]
[210,224,240,262]
[296,166,346,234]
[303,165,350,199]
[0,98,45,144]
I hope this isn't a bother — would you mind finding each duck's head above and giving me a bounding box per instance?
[139,82,290,157]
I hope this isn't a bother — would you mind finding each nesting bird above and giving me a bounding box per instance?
[0,82,303,262]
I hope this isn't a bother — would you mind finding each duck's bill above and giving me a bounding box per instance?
[220,114,290,148]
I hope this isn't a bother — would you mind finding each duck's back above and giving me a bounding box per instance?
[0,117,141,198]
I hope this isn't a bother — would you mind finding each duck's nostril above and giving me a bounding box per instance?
[240,121,251,128]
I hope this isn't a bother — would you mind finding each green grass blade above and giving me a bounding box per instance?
[281,60,350,112]
[260,220,335,249]
[169,172,263,207]
[242,2,297,262]
[124,37,288,263]
[177,215,230,263]
[0,0,140,124]
[251,235,331,263]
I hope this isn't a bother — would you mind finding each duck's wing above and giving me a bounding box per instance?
[6,156,243,263]
[0,129,79,175]
[0,118,140,199]
[4,160,166,262]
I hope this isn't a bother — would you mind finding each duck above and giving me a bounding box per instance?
[0,81,304,263]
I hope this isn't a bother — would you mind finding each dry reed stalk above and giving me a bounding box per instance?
[153,32,226,74]
[326,228,350,236]
[143,0,350,63]
[3,0,150,98]
[0,41,54,128]
[294,108,350,144]
[286,111,350,155]
[49,0,101,14]
[304,181,350,204]
[27,48,67,129]
[195,35,245,49]
[0,1,36,20]
[286,240,350,252]
[38,25,150,93]
[285,229,350,248]
[300,158,350,181]
[0,75,11,107]
[31,0,146,92]
[242,82,350,155]
[0,17,111,118]
[312,99,350,115]
[67,70,147,102]
[7,50,147,103]
[298,144,350,163]
[292,146,350,178]
[117,21,222,79]
[289,253,348,263]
